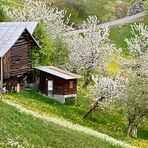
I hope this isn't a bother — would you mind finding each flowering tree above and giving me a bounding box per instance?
[67,16,119,88]
[121,23,148,138]
[4,0,72,68]
[83,74,128,118]
[3,0,74,38]
[84,23,148,139]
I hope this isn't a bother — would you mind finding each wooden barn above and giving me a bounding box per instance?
[0,22,39,92]
[35,66,81,103]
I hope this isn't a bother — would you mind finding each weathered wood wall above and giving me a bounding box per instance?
[0,30,38,91]
[39,71,77,96]
[0,30,37,80]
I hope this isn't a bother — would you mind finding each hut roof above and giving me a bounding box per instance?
[0,22,38,57]
[35,66,82,80]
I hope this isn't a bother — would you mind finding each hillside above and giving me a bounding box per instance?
[0,101,121,148]
[4,91,148,148]
[2,0,148,50]
[3,0,148,25]
[110,15,148,55]
[28,0,148,25]
[0,0,148,148]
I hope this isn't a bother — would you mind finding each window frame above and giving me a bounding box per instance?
[69,81,74,89]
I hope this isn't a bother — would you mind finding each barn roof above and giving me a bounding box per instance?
[0,22,38,57]
[35,66,82,80]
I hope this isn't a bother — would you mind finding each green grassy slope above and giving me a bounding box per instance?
[1,0,23,6]
[110,16,148,55]
[0,101,120,148]
[4,91,148,148]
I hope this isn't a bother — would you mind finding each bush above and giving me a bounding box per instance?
[0,7,8,22]
[115,3,128,19]
[65,97,76,105]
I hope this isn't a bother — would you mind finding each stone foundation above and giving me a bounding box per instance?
[48,94,77,104]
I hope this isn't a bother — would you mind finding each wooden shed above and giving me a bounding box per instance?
[0,22,39,92]
[35,66,81,103]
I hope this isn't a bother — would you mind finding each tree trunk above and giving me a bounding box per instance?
[126,91,145,138]
[126,122,132,137]
[83,70,91,89]
[131,124,138,138]
[126,120,138,138]
[83,97,105,119]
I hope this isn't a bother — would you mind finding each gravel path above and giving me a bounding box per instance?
[63,11,148,36]
[2,99,137,148]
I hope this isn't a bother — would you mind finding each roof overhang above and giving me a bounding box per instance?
[24,28,40,49]
[35,66,82,80]
[0,22,39,58]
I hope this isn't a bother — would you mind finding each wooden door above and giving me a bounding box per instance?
[48,80,53,97]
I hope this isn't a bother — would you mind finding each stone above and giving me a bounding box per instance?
[128,0,144,16]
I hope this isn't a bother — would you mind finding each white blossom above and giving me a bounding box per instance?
[120,23,148,138]
[91,74,128,103]
[83,73,129,119]
[125,23,148,56]
[3,0,74,38]
[67,22,118,72]
[80,16,100,31]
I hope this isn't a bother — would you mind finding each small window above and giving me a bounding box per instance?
[16,59,20,64]
[69,81,73,89]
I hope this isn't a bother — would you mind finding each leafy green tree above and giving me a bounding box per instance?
[32,20,69,69]
[0,1,8,22]
[32,20,53,67]
[51,37,69,68]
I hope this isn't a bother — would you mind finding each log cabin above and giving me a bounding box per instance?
[35,66,82,103]
[0,22,39,92]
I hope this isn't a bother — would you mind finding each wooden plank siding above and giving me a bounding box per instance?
[0,31,37,80]
[39,71,77,96]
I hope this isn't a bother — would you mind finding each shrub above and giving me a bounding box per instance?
[0,6,8,21]
[115,3,128,19]
[65,97,76,105]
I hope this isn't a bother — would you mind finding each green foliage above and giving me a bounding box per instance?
[32,20,53,66]
[110,25,131,56]
[51,37,69,68]
[141,16,148,25]
[0,8,6,22]
[110,16,148,56]
[55,0,89,26]
[115,3,128,19]
[32,21,69,68]
[65,97,76,105]
[4,91,148,147]
[2,0,141,26]
[55,0,132,26]
[0,102,119,148]
[144,0,148,10]
[0,1,9,22]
